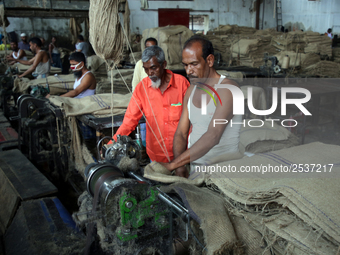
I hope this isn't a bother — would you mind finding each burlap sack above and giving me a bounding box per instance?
[143,162,205,186]
[48,93,130,117]
[239,119,300,153]
[14,63,61,75]
[87,55,106,72]
[141,25,194,65]
[160,183,242,255]
[13,74,74,95]
[207,142,340,245]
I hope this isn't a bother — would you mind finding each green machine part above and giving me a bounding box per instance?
[117,187,169,242]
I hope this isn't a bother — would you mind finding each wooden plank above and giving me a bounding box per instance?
[0,149,57,201]
[0,170,20,235]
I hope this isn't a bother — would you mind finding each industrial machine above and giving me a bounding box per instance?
[14,95,69,179]
[73,136,191,255]
[260,53,281,76]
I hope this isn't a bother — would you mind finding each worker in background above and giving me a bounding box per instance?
[326,28,333,39]
[107,46,190,163]
[131,37,158,92]
[6,41,27,65]
[40,37,48,51]
[75,35,89,58]
[11,37,50,79]
[160,36,242,177]
[18,33,30,51]
[47,52,96,98]
[47,52,97,151]
[0,37,10,51]
[49,36,62,68]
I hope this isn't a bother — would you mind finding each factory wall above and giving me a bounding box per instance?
[3,17,85,48]
[128,0,277,34]
[281,0,340,34]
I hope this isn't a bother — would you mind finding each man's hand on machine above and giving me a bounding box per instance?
[45,94,51,99]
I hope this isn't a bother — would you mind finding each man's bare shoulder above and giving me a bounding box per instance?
[220,77,239,87]
[85,72,96,82]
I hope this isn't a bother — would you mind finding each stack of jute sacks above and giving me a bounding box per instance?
[332,48,340,63]
[231,36,277,67]
[142,25,194,69]
[207,24,257,36]
[206,142,340,255]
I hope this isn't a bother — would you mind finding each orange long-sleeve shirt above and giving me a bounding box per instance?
[112,69,190,162]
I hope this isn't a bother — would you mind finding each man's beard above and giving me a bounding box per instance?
[73,70,83,79]
[150,76,161,89]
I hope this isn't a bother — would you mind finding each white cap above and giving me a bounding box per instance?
[20,33,26,37]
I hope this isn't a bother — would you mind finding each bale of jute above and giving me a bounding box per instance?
[89,0,125,64]
[141,25,194,66]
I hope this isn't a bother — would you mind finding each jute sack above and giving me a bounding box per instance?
[48,93,131,117]
[14,63,61,75]
[13,74,74,95]
[141,25,194,65]
[207,142,340,242]
[160,183,242,255]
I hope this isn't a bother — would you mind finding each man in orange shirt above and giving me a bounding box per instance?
[109,46,190,162]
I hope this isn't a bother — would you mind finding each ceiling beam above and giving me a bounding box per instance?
[5,9,89,18]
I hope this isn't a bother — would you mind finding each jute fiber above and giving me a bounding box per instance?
[69,117,95,175]
[89,0,125,64]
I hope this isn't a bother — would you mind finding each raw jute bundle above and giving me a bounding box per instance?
[89,0,130,137]
[89,0,125,64]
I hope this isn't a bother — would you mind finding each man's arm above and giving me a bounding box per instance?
[60,74,94,97]
[168,81,238,171]
[18,50,26,60]
[109,88,144,143]
[49,44,54,63]
[18,54,41,78]
[171,86,192,177]
[16,55,35,66]
[131,60,142,92]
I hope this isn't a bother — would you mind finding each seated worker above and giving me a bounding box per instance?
[75,35,89,58]
[46,52,96,98]
[6,41,27,65]
[18,33,31,51]
[160,36,242,177]
[108,46,190,162]
[10,37,50,79]
[131,37,158,92]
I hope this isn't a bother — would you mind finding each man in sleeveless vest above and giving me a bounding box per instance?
[161,36,242,177]
[6,41,27,65]
[46,52,96,98]
[12,37,50,79]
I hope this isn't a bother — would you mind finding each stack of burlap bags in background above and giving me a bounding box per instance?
[207,24,257,36]
[142,25,194,69]
[304,31,333,57]
[206,142,340,255]
[332,48,340,63]
[231,36,277,67]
